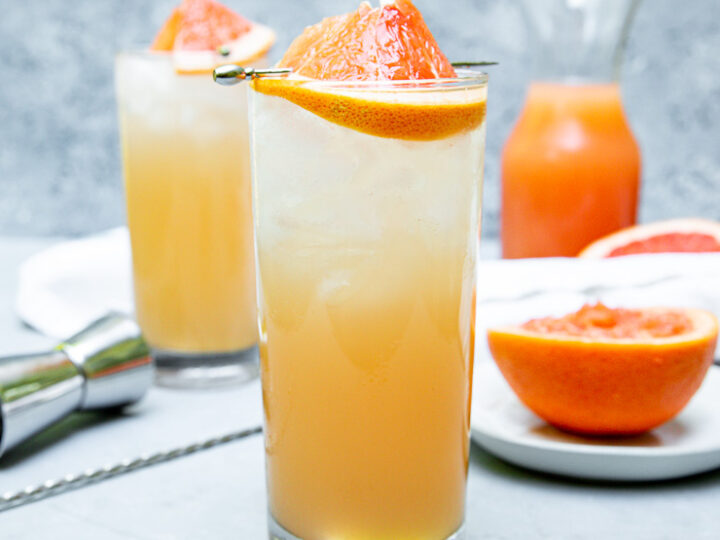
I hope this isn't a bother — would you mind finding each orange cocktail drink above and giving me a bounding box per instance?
[115,0,274,385]
[243,1,487,538]
[502,82,641,258]
[118,54,257,352]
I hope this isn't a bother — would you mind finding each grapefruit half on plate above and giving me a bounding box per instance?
[487,303,719,435]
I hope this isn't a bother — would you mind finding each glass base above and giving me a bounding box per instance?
[153,346,259,388]
[268,513,466,540]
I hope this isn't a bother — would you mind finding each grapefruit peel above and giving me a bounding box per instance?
[253,78,487,140]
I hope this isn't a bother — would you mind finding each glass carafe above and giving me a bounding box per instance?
[501,0,642,258]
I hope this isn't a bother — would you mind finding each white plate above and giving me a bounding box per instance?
[471,362,720,481]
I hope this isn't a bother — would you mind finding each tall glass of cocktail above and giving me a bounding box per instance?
[224,1,488,537]
[115,0,274,386]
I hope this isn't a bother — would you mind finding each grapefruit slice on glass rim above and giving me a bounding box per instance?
[487,303,719,435]
[579,218,720,257]
[150,0,275,74]
[252,0,487,141]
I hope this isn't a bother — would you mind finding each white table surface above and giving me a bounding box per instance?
[1,236,720,540]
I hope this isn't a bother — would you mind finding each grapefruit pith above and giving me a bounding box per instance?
[579,218,720,257]
[488,303,718,435]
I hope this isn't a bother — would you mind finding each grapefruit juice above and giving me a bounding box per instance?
[501,83,641,258]
[116,53,257,356]
[251,78,487,539]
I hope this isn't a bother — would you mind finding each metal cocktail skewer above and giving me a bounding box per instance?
[213,61,498,86]
[0,425,262,513]
[451,61,499,67]
[213,66,292,85]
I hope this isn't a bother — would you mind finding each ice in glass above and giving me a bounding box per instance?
[115,0,274,385]
[237,1,488,537]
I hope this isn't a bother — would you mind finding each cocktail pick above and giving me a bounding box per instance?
[213,61,498,85]
[213,65,292,85]
[451,61,499,67]
[0,425,261,513]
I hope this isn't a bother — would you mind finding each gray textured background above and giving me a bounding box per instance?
[1,0,718,238]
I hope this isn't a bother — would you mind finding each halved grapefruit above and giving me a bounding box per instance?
[253,0,486,141]
[150,0,275,74]
[579,218,720,257]
[487,303,718,435]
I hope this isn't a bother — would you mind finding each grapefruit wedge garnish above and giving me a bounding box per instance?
[252,0,487,141]
[579,218,720,257]
[150,0,274,74]
[278,0,456,81]
[488,303,719,435]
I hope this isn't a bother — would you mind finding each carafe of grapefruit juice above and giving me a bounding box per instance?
[502,0,642,258]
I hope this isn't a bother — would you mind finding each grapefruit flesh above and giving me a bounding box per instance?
[523,303,694,340]
[254,1,486,141]
[150,0,274,72]
[488,303,719,435]
[579,218,720,257]
[278,0,456,81]
[151,0,252,52]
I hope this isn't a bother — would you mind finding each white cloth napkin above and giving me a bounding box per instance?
[15,228,720,350]
[16,228,133,339]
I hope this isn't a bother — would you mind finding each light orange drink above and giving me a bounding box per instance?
[242,1,487,538]
[501,83,641,258]
[118,55,257,354]
[115,0,274,385]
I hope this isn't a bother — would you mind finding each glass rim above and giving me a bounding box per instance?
[116,49,166,57]
[275,69,488,92]
[115,50,186,68]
